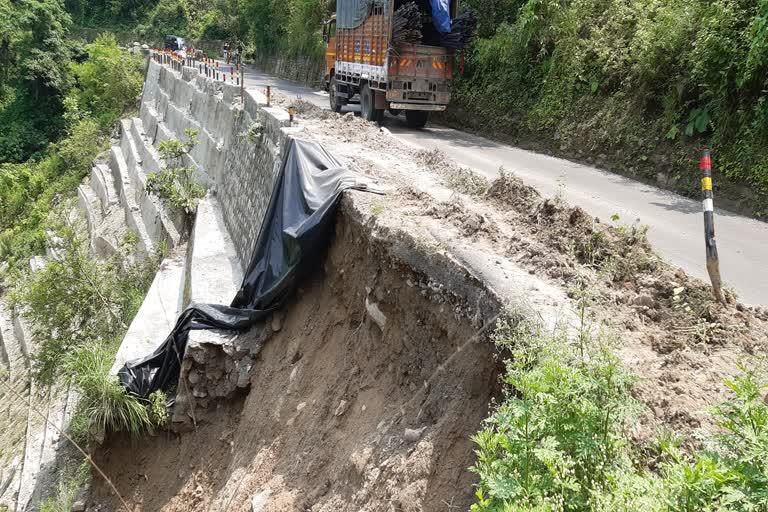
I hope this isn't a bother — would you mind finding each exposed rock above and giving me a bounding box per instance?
[251,491,270,512]
[334,400,349,417]
[365,298,387,329]
[271,312,284,332]
[403,427,426,443]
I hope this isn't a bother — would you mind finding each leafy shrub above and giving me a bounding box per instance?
[471,316,768,511]
[68,33,144,127]
[53,118,107,177]
[472,319,642,510]
[137,0,189,39]
[12,213,157,385]
[147,128,205,216]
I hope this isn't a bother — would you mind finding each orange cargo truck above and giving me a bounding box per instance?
[323,0,459,128]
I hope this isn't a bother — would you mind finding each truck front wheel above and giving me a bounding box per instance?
[405,110,429,129]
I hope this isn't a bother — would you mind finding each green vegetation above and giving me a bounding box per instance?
[67,35,146,127]
[147,128,205,216]
[63,0,334,59]
[39,462,89,512]
[0,0,73,162]
[12,217,156,384]
[452,0,768,212]
[10,213,166,439]
[0,34,143,270]
[472,314,768,511]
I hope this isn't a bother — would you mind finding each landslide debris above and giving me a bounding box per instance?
[89,93,767,511]
[298,106,768,441]
[92,211,501,512]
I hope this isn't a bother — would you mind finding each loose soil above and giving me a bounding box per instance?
[91,212,502,511]
[293,102,768,441]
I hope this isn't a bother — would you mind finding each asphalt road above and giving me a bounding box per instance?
[241,66,768,306]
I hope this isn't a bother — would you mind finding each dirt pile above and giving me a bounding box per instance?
[92,211,502,511]
[297,109,768,442]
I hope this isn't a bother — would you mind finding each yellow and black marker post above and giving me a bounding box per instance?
[700,151,724,303]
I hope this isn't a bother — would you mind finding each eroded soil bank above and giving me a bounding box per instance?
[91,208,503,511]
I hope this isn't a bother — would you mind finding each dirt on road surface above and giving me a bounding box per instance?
[297,102,768,440]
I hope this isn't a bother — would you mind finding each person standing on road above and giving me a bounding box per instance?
[236,42,243,66]
[224,42,231,64]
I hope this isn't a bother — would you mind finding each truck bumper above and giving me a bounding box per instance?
[389,103,447,111]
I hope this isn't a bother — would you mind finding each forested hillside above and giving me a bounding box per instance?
[452,0,768,214]
[65,0,334,58]
[0,0,144,267]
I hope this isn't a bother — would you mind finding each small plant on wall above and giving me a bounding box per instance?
[147,128,205,217]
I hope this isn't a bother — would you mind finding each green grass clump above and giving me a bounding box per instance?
[65,342,153,438]
[471,315,768,511]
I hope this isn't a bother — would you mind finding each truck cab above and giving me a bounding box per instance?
[327,0,460,128]
[323,15,338,88]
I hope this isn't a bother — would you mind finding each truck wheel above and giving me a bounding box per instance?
[405,110,429,129]
[360,83,378,122]
[329,77,342,113]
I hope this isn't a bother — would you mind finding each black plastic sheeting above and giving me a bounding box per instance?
[119,139,374,398]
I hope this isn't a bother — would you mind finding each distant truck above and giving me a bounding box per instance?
[164,35,186,52]
[323,1,459,128]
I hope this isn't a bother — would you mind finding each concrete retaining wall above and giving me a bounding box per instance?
[140,58,295,266]
[253,53,326,88]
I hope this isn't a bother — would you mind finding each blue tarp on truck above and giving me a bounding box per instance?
[430,0,451,33]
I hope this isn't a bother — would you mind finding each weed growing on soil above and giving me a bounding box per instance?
[575,223,657,282]
[444,166,489,197]
[472,314,768,511]
[39,462,89,512]
[147,128,205,216]
[416,148,489,196]
[243,120,264,142]
[473,318,641,511]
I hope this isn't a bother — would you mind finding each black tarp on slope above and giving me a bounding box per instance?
[119,138,373,398]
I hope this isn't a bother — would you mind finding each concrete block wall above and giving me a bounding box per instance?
[140,58,293,266]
